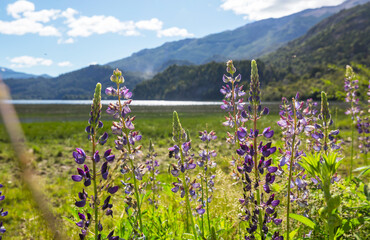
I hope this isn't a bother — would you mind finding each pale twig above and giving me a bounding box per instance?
[0,79,65,239]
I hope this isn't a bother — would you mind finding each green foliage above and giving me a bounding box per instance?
[289,214,316,230]
[301,153,343,240]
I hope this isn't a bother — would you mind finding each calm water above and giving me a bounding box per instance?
[0,100,347,123]
[4,100,222,106]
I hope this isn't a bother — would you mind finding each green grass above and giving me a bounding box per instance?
[0,104,368,239]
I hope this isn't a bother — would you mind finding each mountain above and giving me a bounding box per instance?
[4,65,144,99]
[263,2,369,74]
[107,0,368,74]
[133,2,370,101]
[260,1,370,99]
[0,67,49,79]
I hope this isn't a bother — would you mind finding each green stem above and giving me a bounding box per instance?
[253,105,263,239]
[179,145,198,239]
[350,120,354,179]
[323,186,334,240]
[286,99,298,240]
[201,177,204,237]
[205,176,210,234]
[117,83,143,232]
[151,155,156,215]
[92,134,99,240]
[231,80,240,147]
[324,125,328,156]
[205,140,211,234]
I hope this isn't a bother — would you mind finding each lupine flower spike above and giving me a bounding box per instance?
[344,66,360,178]
[169,111,198,238]
[220,60,247,146]
[71,83,119,240]
[356,82,369,165]
[226,60,282,239]
[106,69,144,237]
[277,93,310,240]
[197,130,217,236]
[305,92,340,155]
[146,139,160,210]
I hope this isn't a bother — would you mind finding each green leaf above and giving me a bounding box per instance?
[353,166,370,177]
[289,228,299,239]
[62,216,76,226]
[289,213,316,229]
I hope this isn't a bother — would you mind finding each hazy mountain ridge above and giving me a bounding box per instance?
[106,0,369,74]
[4,65,144,99]
[0,67,51,80]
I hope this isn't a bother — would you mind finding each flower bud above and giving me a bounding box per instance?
[110,68,125,84]
[226,60,236,75]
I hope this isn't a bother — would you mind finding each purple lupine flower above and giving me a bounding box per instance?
[73,148,86,164]
[71,82,127,238]
[106,69,146,235]
[145,140,160,208]
[344,66,360,120]
[76,212,92,239]
[0,184,7,237]
[107,230,119,240]
[220,60,247,144]
[75,189,88,208]
[195,130,217,222]
[357,116,369,157]
[229,60,282,239]
[71,165,91,187]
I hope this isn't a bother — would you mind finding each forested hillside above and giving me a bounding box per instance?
[133,3,370,101]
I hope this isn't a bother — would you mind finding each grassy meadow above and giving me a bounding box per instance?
[0,103,368,239]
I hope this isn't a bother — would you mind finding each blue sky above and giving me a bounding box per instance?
[0,0,345,76]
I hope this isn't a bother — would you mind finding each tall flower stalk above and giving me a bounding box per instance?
[145,139,160,213]
[306,92,340,155]
[71,83,119,240]
[220,60,247,147]
[356,80,369,166]
[233,60,282,239]
[344,65,360,178]
[277,93,309,240]
[105,69,144,235]
[169,111,198,239]
[197,130,217,236]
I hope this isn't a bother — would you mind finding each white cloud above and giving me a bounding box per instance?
[0,18,60,36]
[89,62,98,65]
[1,1,60,36]
[58,61,72,67]
[10,56,53,68]
[7,0,35,18]
[136,18,163,31]
[66,15,136,37]
[157,27,194,38]
[57,38,74,44]
[1,1,193,40]
[220,0,345,20]
[23,9,61,23]
[61,8,78,22]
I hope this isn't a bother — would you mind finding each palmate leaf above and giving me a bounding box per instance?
[289,213,316,229]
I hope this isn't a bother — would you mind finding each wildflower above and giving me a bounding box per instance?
[0,184,7,237]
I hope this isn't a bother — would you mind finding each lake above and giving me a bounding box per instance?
[0,100,347,123]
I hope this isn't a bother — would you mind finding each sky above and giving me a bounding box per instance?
[0,0,345,77]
